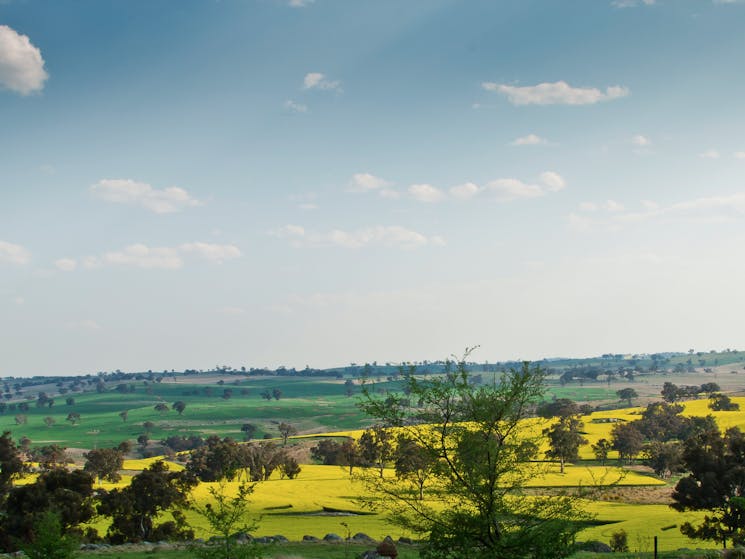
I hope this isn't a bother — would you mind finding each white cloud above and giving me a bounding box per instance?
[450,182,481,200]
[604,200,625,212]
[612,0,655,7]
[55,258,77,272]
[539,171,566,192]
[91,179,201,213]
[271,224,442,249]
[0,240,30,265]
[0,25,48,95]
[631,135,651,147]
[579,202,598,212]
[699,149,721,159]
[408,183,445,203]
[284,99,308,113]
[511,134,547,146]
[734,151,745,160]
[486,179,544,201]
[85,242,240,270]
[349,173,392,192]
[483,80,629,106]
[289,0,314,6]
[180,242,241,263]
[303,72,341,92]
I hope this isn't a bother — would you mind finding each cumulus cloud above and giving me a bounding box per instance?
[511,134,547,146]
[486,171,566,201]
[699,149,721,159]
[289,0,314,6]
[734,152,745,160]
[303,72,341,92]
[0,25,48,95]
[348,173,392,192]
[612,0,655,7]
[284,99,308,113]
[408,183,445,203]
[632,135,651,147]
[483,80,629,106]
[0,240,30,265]
[55,258,77,272]
[82,242,240,270]
[271,224,443,249]
[450,182,481,200]
[91,179,201,213]
[539,171,566,192]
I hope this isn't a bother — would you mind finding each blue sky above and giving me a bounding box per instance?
[2,0,745,376]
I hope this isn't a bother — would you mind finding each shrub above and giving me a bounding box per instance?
[609,530,629,553]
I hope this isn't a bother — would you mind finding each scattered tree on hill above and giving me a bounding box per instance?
[98,461,195,544]
[359,356,588,559]
[611,422,644,464]
[154,402,170,415]
[84,447,124,483]
[544,416,587,474]
[172,401,186,415]
[344,378,355,397]
[240,423,257,441]
[278,422,297,446]
[359,425,394,479]
[271,388,282,401]
[65,397,75,406]
[616,388,638,407]
[536,398,579,419]
[239,442,284,482]
[30,444,69,471]
[701,382,721,396]
[14,414,26,425]
[65,412,80,425]
[278,455,302,479]
[672,426,745,548]
[709,393,740,412]
[259,389,272,401]
[645,441,683,478]
[592,438,612,465]
[662,382,682,403]
[143,421,155,433]
[187,436,242,482]
[137,434,149,449]
[311,439,342,465]
[43,416,55,428]
[393,435,437,500]
[119,410,128,422]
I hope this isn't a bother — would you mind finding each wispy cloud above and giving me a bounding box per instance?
[570,192,745,231]
[91,179,201,214]
[303,72,342,93]
[511,134,548,146]
[408,183,445,203]
[0,25,48,95]
[284,99,308,113]
[271,224,444,249]
[483,80,629,106]
[289,0,314,6]
[699,149,721,159]
[612,0,655,7]
[82,242,241,270]
[0,240,30,265]
[631,135,651,147]
[54,258,77,272]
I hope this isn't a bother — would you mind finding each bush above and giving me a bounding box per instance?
[609,530,628,553]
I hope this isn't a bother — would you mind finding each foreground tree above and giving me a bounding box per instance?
[359,354,587,559]
[672,426,745,548]
[84,447,124,483]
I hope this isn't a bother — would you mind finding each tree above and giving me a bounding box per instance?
[259,389,272,401]
[143,421,155,433]
[16,511,79,559]
[119,410,129,422]
[43,416,55,428]
[14,414,27,425]
[611,422,644,464]
[359,425,395,478]
[187,437,242,482]
[190,481,261,559]
[65,412,80,425]
[65,397,75,406]
[173,401,186,415]
[709,393,740,412]
[84,447,124,483]
[672,426,745,547]
[278,422,297,446]
[154,403,170,415]
[271,388,282,401]
[645,441,683,478]
[591,438,612,465]
[543,416,587,474]
[393,435,437,500]
[97,461,195,544]
[31,444,69,471]
[359,356,587,559]
[240,423,257,442]
[536,399,579,419]
[616,388,638,407]
[278,455,301,479]
[662,382,682,403]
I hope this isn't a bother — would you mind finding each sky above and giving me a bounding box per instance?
[1,0,745,377]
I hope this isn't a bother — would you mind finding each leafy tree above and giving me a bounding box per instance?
[187,436,242,482]
[16,511,79,559]
[616,388,638,407]
[710,393,740,412]
[14,414,27,425]
[591,438,612,465]
[259,389,272,401]
[190,481,262,559]
[84,447,124,483]
[637,402,686,442]
[278,455,301,479]
[662,382,682,403]
[43,416,55,428]
[30,444,69,471]
[65,397,75,406]
[271,388,282,401]
[645,441,683,478]
[65,412,80,425]
[359,425,394,478]
[393,435,437,500]
[672,426,745,547]
[536,399,579,419]
[173,401,186,415]
[344,378,355,397]
[137,434,150,448]
[278,422,297,446]
[311,439,341,465]
[543,416,587,474]
[701,382,721,396]
[0,432,26,505]
[611,422,644,464]
[154,403,170,415]
[359,356,587,559]
[240,423,257,441]
[239,442,283,482]
[609,529,629,552]
[119,410,128,422]
[338,438,362,475]
[98,461,196,544]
